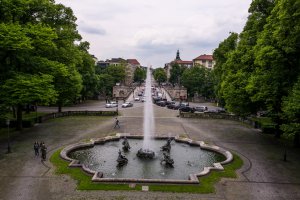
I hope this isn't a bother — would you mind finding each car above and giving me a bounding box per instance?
[194,106,208,112]
[105,101,118,108]
[134,97,140,101]
[156,100,167,107]
[167,104,176,109]
[122,102,133,108]
[173,102,189,110]
[165,101,175,106]
[180,102,189,107]
[141,97,146,102]
[179,106,195,113]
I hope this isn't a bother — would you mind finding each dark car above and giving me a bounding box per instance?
[167,104,176,109]
[173,102,189,110]
[156,100,167,107]
[179,106,195,113]
[165,101,175,106]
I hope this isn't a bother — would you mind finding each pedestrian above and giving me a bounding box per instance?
[114,118,120,129]
[34,141,39,157]
[40,142,47,161]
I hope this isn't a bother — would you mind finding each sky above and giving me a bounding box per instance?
[56,0,252,67]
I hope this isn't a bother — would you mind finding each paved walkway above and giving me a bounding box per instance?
[0,100,300,200]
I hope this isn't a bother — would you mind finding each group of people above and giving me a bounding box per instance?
[33,141,47,161]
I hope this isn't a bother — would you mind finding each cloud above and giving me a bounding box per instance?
[77,21,106,35]
[56,0,252,67]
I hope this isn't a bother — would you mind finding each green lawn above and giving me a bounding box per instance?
[50,149,243,193]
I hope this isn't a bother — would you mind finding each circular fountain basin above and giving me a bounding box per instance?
[61,134,233,184]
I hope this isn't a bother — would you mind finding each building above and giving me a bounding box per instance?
[193,54,215,69]
[125,59,141,86]
[164,50,193,80]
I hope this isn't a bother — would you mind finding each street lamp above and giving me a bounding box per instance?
[6,119,11,153]
[116,99,119,114]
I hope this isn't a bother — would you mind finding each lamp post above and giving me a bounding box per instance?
[116,99,119,114]
[6,119,11,153]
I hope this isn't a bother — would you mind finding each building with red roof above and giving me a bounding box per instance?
[193,54,215,69]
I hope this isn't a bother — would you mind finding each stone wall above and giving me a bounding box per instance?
[113,85,135,100]
[163,86,187,101]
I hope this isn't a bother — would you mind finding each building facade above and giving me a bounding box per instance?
[193,54,215,69]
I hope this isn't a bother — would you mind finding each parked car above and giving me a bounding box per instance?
[134,97,140,101]
[167,103,176,109]
[173,102,189,110]
[179,106,195,113]
[141,97,146,102]
[180,102,189,107]
[122,102,133,108]
[156,100,167,107]
[194,106,208,112]
[165,101,175,106]
[105,101,118,108]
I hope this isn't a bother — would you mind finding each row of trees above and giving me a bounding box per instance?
[213,0,300,144]
[0,0,127,130]
[163,63,214,99]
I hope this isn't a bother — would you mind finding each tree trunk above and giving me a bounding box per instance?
[58,104,62,113]
[12,106,16,118]
[294,133,300,147]
[16,104,23,130]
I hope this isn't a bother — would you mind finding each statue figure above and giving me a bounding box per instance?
[117,149,128,166]
[161,138,172,152]
[161,152,174,167]
[122,137,131,152]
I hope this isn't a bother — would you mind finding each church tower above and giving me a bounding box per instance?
[175,49,181,61]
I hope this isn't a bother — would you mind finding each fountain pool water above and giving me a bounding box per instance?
[68,138,226,180]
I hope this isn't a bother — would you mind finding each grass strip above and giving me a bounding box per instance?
[50,149,243,193]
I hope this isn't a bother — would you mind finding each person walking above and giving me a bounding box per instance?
[34,141,39,157]
[114,118,120,129]
[40,142,47,161]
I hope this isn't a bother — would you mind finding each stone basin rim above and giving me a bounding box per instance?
[60,133,233,185]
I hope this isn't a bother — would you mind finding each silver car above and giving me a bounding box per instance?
[105,101,118,108]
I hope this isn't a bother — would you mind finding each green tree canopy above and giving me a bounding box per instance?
[153,68,167,85]
[0,73,57,129]
[133,67,146,84]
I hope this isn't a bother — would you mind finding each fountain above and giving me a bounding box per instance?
[60,68,234,184]
[136,66,156,159]
[122,137,131,152]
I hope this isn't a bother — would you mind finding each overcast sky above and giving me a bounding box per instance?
[56,0,252,67]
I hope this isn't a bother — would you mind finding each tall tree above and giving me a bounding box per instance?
[0,73,57,130]
[218,0,275,115]
[105,64,126,84]
[169,63,186,86]
[249,0,300,137]
[133,67,146,85]
[153,68,167,86]
[281,76,300,146]
[213,32,238,106]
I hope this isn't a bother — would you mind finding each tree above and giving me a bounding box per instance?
[212,32,238,106]
[249,0,300,137]
[153,68,167,86]
[98,74,115,98]
[105,64,126,84]
[169,63,186,86]
[281,76,300,146]
[215,0,275,115]
[133,67,146,85]
[181,66,213,99]
[0,73,57,130]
